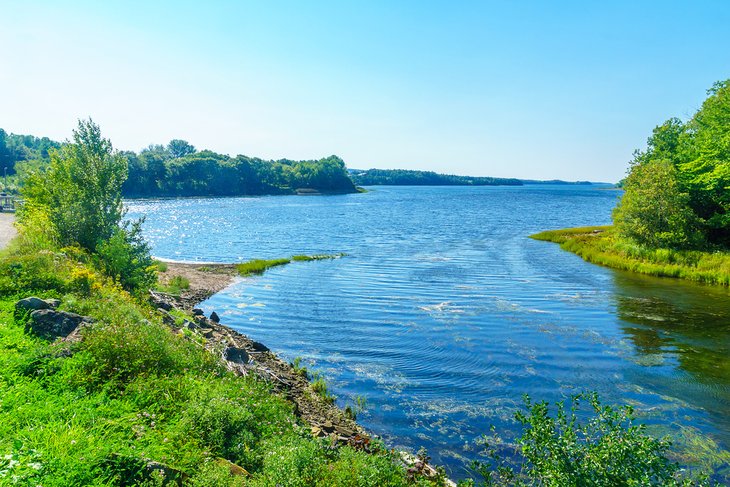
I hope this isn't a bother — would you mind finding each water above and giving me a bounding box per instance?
[127,185,730,480]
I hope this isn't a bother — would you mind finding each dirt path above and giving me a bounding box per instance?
[0,213,17,250]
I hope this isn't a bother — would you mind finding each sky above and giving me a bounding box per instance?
[1,1,729,182]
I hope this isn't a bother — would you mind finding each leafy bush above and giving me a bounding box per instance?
[613,159,702,249]
[96,220,156,293]
[473,393,711,486]
[21,119,127,253]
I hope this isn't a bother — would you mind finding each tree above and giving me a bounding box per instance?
[613,159,702,249]
[678,80,730,245]
[22,119,128,251]
[167,139,196,158]
[21,119,154,291]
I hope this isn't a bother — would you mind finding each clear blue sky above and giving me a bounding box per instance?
[2,1,729,182]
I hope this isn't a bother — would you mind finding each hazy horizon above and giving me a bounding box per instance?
[2,1,729,183]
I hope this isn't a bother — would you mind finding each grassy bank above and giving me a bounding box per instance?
[237,254,346,277]
[0,237,440,485]
[531,226,730,286]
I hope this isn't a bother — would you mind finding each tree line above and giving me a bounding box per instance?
[1,130,357,196]
[613,79,730,249]
[350,168,523,186]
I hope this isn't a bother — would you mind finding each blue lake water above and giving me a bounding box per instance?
[126,185,730,480]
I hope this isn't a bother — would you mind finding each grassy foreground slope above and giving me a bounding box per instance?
[531,226,730,286]
[0,235,439,485]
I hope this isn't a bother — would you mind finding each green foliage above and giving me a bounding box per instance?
[351,168,522,186]
[18,119,154,293]
[236,258,291,276]
[310,373,336,404]
[0,230,432,486]
[473,393,711,486]
[6,127,357,197]
[531,226,730,286]
[124,150,356,196]
[679,80,730,244]
[615,79,730,248]
[21,119,127,252]
[613,159,702,249]
[167,139,196,159]
[155,275,191,296]
[96,220,156,293]
[237,254,346,277]
[291,253,346,261]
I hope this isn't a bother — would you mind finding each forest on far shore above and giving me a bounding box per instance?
[0,132,356,196]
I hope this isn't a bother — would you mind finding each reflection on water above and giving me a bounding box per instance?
[126,186,730,481]
[612,271,730,466]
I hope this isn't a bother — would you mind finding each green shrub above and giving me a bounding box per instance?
[95,220,156,293]
[473,393,711,486]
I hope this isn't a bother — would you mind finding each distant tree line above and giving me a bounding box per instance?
[0,129,61,174]
[350,168,523,186]
[122,143,355,196]
[613,79,730,249]
[2,130,357,196]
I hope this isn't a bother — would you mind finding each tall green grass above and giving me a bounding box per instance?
[236,258,292,276]
[237,254,346,277]
[0,241,437,485]
[531,226,730,286]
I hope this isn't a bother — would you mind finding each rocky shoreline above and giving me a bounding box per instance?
[153,264,454,485]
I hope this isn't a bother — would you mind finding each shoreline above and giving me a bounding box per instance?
[155,260,455,485]
[531,226,730,286]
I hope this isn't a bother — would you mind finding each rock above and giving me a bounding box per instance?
[192,308,204,316]
[15,297,56,319]
[149,291,174,311]
[215,458,250,477]
[209,311,220,323]
[201,328,214,339]
[26,309,91,341]
[46,298,61,309]
[183,320,198,330]
[223,346,249,365]
[251,340,270,352]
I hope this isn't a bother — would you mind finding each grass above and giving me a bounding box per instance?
[530,226,730,286]
[310,373,336,405]
[236,258,292,276]
[155,275,191,296]
[291,253,346,262]
[0,238,440,486]
[237,254,346,277]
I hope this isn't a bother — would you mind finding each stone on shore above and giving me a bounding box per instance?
[26,309,91,341]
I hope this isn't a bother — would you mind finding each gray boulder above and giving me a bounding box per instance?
[209,311,220,323]
[223,346,250,365]
[15,297,59,318]
[26,309,91,341]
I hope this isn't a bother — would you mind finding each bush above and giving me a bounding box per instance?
[474,393,711,486]
[21,119,127,253]
[96,220,156,293]
[613,159,703,249]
